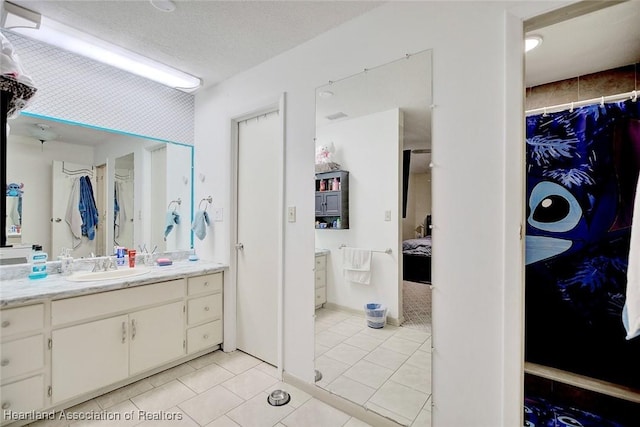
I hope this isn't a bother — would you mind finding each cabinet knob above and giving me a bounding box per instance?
[0,359,9,367]
[1,321,10,328]
[2,402,10,410]
[204,306,210,311]
[203,282,209,287]
[203,334,209,340]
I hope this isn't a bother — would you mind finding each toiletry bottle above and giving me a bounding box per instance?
[116,246,126,266]
[29,245,48,280]
[336,218,341,229]
[332,178,339,191]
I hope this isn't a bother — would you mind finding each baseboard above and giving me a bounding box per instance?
[323,302,402,326]
[283,372,405,427]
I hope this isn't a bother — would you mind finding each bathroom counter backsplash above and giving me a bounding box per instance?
[0,254,227,308]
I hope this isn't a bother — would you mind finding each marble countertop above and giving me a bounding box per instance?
[315,248,330,256]
[0,260,228,308]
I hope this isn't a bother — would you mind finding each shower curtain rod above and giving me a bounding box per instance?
[526,90,637,116]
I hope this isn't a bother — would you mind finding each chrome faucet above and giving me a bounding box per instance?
[92,257,117,272]
[103,257,117,271]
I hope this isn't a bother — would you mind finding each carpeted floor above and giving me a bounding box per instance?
[402,280,432,331]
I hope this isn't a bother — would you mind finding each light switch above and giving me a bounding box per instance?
[214,208,223,222]
[384,210,392,221]
[288,206,296,222]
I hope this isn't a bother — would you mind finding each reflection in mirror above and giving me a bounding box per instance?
[314,50,432,426]
[114,153,134,249]
[5,182,23,246]
[6,113,194,259]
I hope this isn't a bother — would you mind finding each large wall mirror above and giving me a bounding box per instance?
[6,112,194,258]
[313,50,433,426]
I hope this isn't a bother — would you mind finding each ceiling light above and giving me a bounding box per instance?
[318,90,334,98]
[1,2,201,92]
[150,0,176,13]
[525,35,543,52]
[29,123,57,142]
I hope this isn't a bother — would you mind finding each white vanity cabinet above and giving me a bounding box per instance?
[50,279,186,404]
[315,253,327,308]
[186,273,223,353]
[0,267,225,425]
[0,304,46,421]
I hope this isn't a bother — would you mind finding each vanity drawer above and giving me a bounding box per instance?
[52,279,185,325]
[187,294,222,325]
[314,270,326,289]
[0,335,44,379]
[187,320,222,353]
[315,255,326,270]
[0,304,44,337]
[0,375,45,418]
[315,287,326,307]
[187,273,222,296]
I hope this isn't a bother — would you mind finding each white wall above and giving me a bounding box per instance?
[7,135,95,255]
[194,2,568,425]
[315,109,401,320]
[165,143,193,251]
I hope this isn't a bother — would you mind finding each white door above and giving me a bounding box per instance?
[150,147,167,252]
[51,161,97,258]
[235,110,280,365]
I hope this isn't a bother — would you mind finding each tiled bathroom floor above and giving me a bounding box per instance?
[314,281,432,426]
[26,351,370,427]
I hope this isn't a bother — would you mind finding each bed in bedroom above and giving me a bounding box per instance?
[402,215,432,284]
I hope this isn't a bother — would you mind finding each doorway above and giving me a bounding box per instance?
[233,102,284,367]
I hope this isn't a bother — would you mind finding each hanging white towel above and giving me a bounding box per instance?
[623,173,640,340]
[114,181,126,238]
[343,247,372,285]
[65,177,82,248]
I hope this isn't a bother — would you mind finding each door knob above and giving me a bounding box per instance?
[50,218,62,222]
[235,243,244,250]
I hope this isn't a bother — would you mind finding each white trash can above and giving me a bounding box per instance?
[364,303,387,329]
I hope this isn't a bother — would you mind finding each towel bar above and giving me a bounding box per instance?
[338,244,392,254]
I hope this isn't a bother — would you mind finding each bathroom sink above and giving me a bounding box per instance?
[66,267,151,282]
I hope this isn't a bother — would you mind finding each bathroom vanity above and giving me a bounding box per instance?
[0,261,226,425]
[315,250,328,309]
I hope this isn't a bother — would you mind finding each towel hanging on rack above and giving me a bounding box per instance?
[164,210,180,240]
[191,210,210,240]
[79,175,99,240]
[114,181,126,239]
[343,247,372,285]
[65,177,82,248]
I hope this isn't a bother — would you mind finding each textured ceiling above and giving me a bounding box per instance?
[9,0,383,89]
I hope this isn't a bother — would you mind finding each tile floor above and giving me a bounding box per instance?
[25,351,371,427]
[314,281,432,427]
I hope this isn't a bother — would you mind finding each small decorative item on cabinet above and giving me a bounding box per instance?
[315,170,349,229]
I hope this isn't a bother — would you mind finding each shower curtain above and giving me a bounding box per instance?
[525,99,640,389]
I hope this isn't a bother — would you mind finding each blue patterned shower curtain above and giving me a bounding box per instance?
[525,99,640,388]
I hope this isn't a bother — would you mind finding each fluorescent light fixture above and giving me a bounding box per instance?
[525,35,543,52]
[1,2,201,92]
[150,0,176,13]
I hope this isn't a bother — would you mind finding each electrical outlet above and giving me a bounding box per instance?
[384,210,392,221]
[288,206,296,222]
[214,208,223,222]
